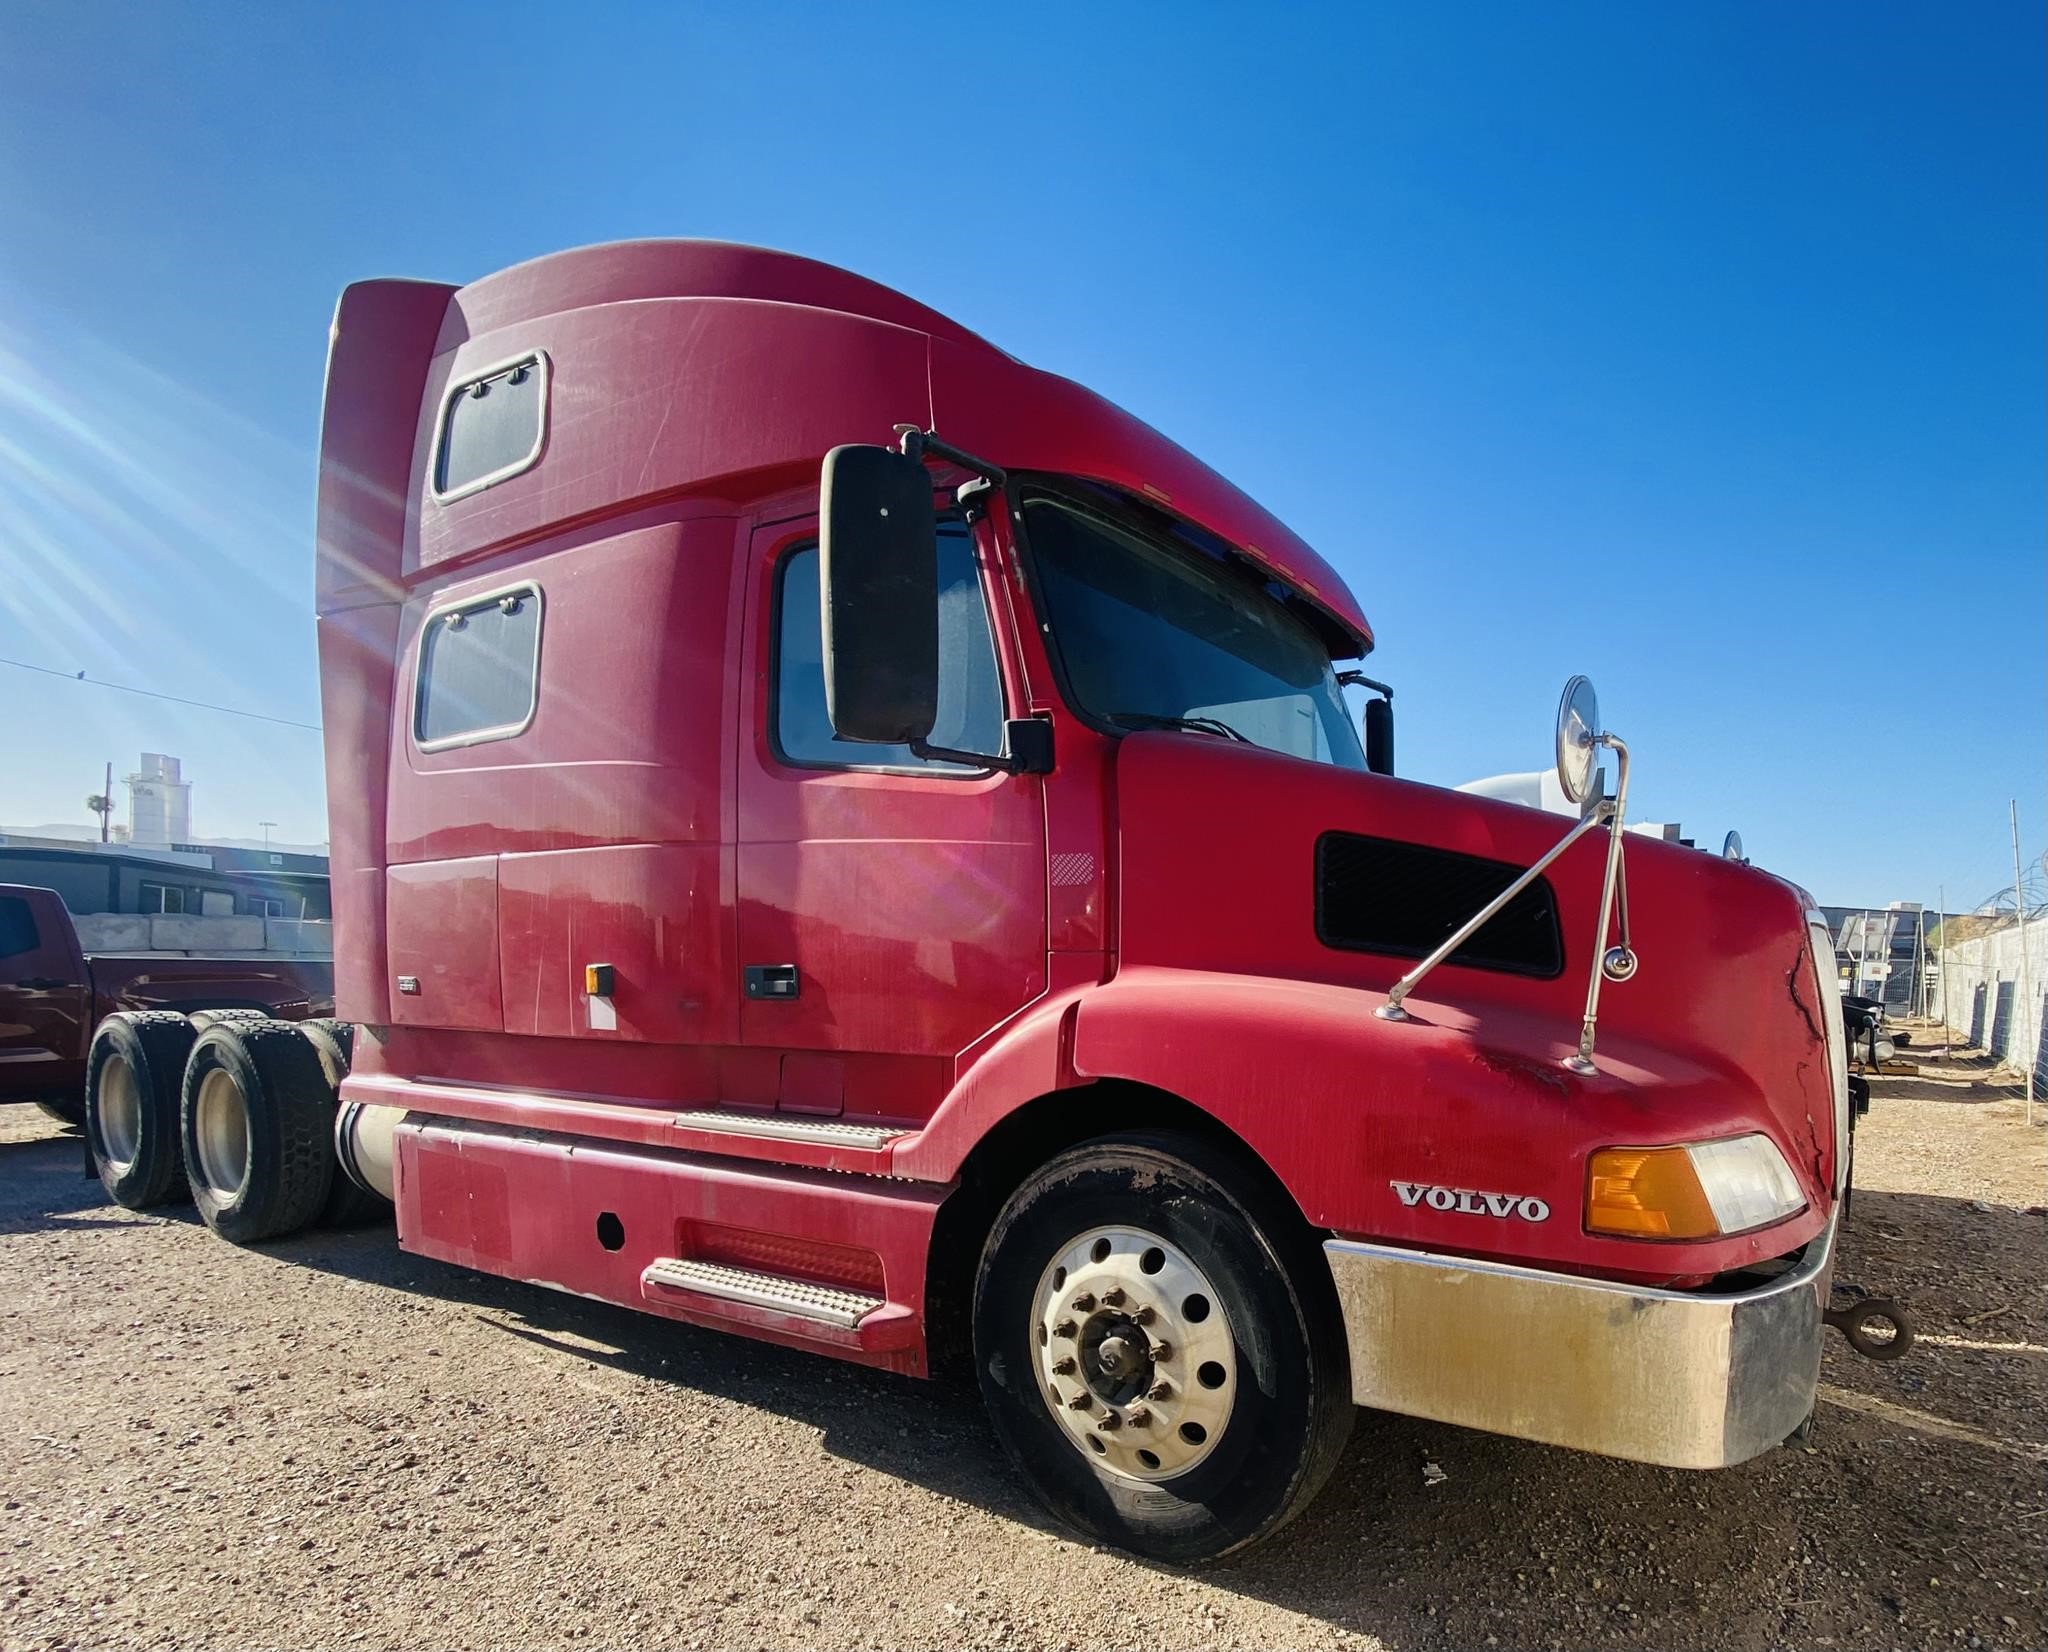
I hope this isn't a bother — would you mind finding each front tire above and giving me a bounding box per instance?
[973,1131,1353,1561]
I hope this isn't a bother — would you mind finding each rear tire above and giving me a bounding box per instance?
[973,1131,1353,1561]
[185,1008,270,1032]
[180,1021,335,1244]
[85,1012,198,1209]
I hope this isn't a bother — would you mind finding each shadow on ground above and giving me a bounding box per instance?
[4,1114,2042,1651]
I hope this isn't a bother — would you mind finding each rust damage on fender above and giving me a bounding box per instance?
[1783,952,1830,1181]
[1785,946,1824,1048]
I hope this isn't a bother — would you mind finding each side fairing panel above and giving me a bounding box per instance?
[316,279,455,1025]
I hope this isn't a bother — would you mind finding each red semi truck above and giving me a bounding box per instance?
[80,241,1863,1559]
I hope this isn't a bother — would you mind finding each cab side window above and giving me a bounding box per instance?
[774,522,1004,771]
[0,897,39,959]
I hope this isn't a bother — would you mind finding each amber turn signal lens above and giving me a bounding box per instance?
[1586,1147,1719,1239]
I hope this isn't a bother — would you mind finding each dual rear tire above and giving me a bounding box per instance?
[84,1012,382,1241]
[181,1021,338,1243]
[84,1012,199,1208]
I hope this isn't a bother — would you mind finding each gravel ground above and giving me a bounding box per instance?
[2,1029,2042,1652]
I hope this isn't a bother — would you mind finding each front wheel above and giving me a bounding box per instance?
[973,1132,1353,1561]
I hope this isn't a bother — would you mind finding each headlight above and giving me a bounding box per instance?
[1586,1133,1806,1239]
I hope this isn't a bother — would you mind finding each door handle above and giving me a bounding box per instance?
[743,964,800,1001]
[15,977,67,991]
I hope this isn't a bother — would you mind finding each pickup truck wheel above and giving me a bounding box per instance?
[84,1012,197,1209]
[180,1022,335,1244]
[973,1132,1353,1561]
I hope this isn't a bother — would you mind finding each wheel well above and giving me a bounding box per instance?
[923,1079,1326,1380]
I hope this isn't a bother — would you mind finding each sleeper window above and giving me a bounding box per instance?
[775,523,1003,770]
[415,587,542,748]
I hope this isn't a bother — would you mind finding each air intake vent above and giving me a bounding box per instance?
[1315,832,1564,978]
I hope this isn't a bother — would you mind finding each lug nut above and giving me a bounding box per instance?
[1051,1356,1077,1376]
[1095,1412,1122,1432]
[1066,1390,1094,1412]
[1070,1292,1096,1313]
[1125,1406,1152,1427]
[1148,1339,1173,1361]
[1131,1304,1156,1326]
[1053,1319,1077,1339]
[1146,1379,1172,1401]
[1101,1286,1126,1308]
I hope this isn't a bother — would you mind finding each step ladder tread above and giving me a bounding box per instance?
[643,1258,886,1328]
[668,1109,911,1150]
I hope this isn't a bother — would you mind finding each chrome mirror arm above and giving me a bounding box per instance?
[1564,733,1633,1074]
[1375,801,1615,1023]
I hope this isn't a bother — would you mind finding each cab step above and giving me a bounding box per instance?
[665,1109,910,1150]
[641,1257,886,1328]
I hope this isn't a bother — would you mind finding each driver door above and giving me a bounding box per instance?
[734,508,1047,1123]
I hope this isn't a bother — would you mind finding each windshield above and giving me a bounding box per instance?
[1021,491,1366,770]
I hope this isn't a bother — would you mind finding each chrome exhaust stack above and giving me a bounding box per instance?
[335,1100,403,1200]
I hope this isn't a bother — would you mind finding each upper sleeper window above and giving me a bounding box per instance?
[433,354,548,500]
[415,586,542,749]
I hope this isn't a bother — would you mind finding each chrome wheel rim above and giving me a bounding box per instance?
[1030,1225,1237,1481]
[99,1055,141,1171]
[192,1068,250,1200]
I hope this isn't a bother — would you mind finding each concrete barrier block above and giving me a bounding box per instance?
[265,918,335,956]
[75,913,153,952]
[151,914,264,952]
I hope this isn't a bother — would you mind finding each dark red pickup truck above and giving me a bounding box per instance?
[0,884,334,1122]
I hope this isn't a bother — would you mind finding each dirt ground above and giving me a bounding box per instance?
[2,1025,2042,1652]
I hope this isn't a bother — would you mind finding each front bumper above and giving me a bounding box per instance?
[1323,1214,1836,1469]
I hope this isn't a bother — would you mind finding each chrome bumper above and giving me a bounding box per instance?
[1323,1215,1836,1469]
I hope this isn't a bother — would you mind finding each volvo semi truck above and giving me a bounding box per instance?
[82,240,1858,1560]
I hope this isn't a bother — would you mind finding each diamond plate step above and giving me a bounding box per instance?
[668,1109,910,1150]
[642,1258,886,1329]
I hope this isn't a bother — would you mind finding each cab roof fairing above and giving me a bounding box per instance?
[325,239,1374,654]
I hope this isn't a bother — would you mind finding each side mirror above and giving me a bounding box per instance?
[1554,675,1601,815]
[819,444,939,744]
[1364,695,1394,776]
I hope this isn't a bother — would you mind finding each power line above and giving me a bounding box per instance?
[0,654,322,732]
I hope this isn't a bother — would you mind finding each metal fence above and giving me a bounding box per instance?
[1931,907,2048,1106]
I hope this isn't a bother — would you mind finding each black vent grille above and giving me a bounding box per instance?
[1315,832,1565,978]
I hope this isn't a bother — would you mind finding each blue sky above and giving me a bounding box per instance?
[1,2,2041,908]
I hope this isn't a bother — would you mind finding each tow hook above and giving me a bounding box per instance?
[1825,1292,1914,1360]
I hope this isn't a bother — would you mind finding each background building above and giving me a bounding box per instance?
[0,835,329,920]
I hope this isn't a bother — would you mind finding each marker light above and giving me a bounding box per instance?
[1586,1133,1804,1239]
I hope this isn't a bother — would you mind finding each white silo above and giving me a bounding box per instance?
[126,753,192,849]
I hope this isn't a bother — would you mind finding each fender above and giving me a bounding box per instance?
[897,965,1828,1282]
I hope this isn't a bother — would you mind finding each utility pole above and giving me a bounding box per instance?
[102,761,111,843]
[1938,882,1950,1040]
[260,821,276,852]
[2012,800,2035,1126]
[1914,904,1927,1019]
